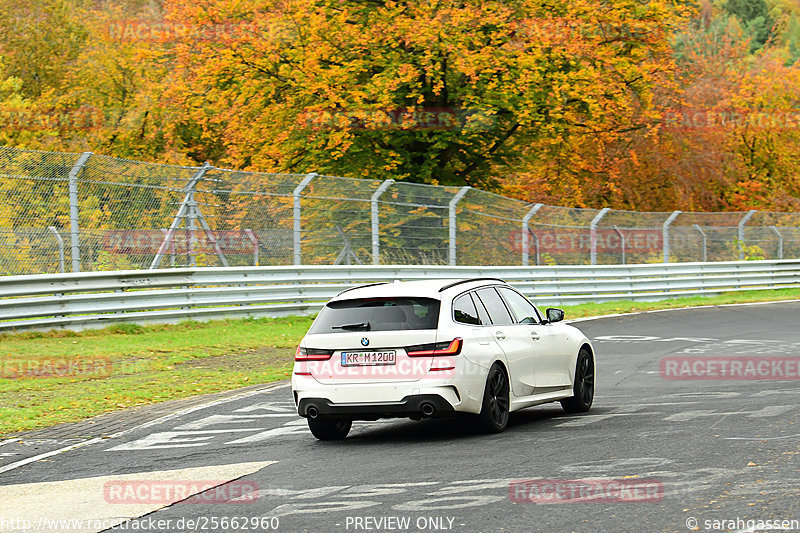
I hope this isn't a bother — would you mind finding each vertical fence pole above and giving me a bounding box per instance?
[371,179,394,265]
[612,225,625,265]
[68,152,92,272]
[522,203,544,266]
[590,208,610,266]
[770,226,783,260]
[47,226,65,273]
[738,210,757,260]
[662,210,681,263]
[448,187,470,266]
[693,224,707,262]
[245,229,258,266]
[293,173,317,266]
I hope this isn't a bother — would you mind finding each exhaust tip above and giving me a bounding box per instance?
[307,406,319,419]
[420,403,435,417]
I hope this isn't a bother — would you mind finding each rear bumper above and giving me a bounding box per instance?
[298,394,455,420]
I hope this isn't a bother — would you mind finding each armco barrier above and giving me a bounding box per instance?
[1,260,799,331]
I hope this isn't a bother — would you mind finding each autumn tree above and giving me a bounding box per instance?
[2,0,799,216]
[161,0,688,190]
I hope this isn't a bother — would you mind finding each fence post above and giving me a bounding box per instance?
[738,210,757,260]
[68,152,92,272]
[590,208,610,265]
[47,226,65,273]
[693,224,707,262]
[293,173,316,266]
[612,225,625,264]
[770,226,783,260]
[522,203,544,266]
[245,229,259,266]
[662,210,681,263]
[448,186,470,266]
[371,179,394,265]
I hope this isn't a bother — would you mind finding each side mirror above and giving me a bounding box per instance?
[546,308,565,323]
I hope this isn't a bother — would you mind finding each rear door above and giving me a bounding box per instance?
[473,287,536,397]
[451,291,503,366]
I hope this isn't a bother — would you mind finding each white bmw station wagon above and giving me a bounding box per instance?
[292,278,595,440]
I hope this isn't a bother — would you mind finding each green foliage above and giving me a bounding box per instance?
[743,243,767,260]
[725,0,774,50]
[0,0,89,97]
[92,250,138,271]
[787,15,800,62]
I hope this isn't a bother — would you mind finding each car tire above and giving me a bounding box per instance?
[560,347,594,413]
[478,363,510,433]
[307,416,352,440]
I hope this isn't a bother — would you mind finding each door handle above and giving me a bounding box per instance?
[495,331,506,340]
[530,332,541,341]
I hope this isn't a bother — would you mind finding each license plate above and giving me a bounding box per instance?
[341,350,396,366]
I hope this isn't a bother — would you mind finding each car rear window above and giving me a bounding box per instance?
[308,297,441,333]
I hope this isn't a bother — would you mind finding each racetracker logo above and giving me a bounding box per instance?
[297,107,496,132]
[508,478,664,504]
[103,480,259,504]
[1,357,113,379]
[105,20,261,43]
[660,356,800,380]
[295,357,456,380]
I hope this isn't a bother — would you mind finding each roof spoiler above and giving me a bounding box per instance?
[438,278,506,292]
[336,282,390,297]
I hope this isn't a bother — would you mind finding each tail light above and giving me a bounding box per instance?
[295,346,334,361]
[406,338,462,357]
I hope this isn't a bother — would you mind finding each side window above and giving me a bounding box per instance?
[470,293,491,325]
[497,287,541,324]
[453,293,480,325]
[475,288,514,326]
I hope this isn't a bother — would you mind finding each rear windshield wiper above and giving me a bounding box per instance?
[332,321,371,331]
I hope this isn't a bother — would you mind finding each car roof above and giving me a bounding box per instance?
[332,278,508,301]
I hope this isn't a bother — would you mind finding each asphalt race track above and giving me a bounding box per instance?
[2,301,799,533]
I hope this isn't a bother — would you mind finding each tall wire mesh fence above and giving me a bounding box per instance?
[2,145,800,276]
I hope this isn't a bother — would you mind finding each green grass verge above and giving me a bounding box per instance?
[0,317,313,436]
[2,287,799,436]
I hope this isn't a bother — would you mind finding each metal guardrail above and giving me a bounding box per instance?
[1,260,799,332]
